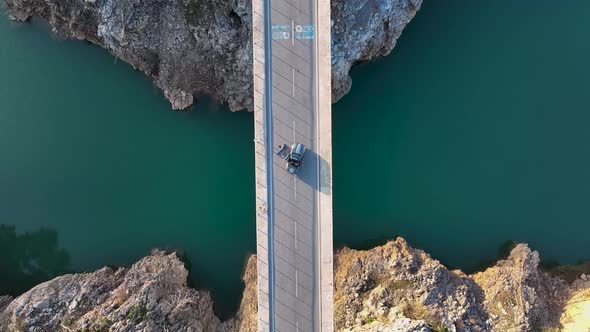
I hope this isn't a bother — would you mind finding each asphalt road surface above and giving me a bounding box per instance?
[259,0,326,329]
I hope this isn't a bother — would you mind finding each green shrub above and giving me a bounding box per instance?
[126,304,148,323]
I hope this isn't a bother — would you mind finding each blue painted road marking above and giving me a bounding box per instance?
[295,25,314,40]
[272,24,315,40]
[272,24,291,40]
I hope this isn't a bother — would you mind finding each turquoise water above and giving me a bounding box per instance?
[0,17,255,316]
[1,0,590,317]
[333,0,590,269]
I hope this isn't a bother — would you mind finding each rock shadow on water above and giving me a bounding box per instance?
[343,234,394,251]
[469,240,517,274]
[0,224,71,296]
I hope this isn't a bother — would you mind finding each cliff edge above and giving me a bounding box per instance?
[333,239,573,332]
[1,238,588,332]
[3,0,421,111]
[0,250,221,331]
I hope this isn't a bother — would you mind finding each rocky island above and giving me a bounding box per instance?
[1,238,589,331]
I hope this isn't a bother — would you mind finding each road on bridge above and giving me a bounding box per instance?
[252,0,333,329]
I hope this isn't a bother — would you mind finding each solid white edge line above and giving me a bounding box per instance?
[294,220,298,250]
[292,67,296,97]
[295,269,299,298]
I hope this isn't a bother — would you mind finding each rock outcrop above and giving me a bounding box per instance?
[0,298,12,314]
[0,250,221,332]
[333,239,576,332]
[3,0,421,111]
[471,244,568,331]
[561,280,590,332]
[1,239,588,332]
[219,255,257,332]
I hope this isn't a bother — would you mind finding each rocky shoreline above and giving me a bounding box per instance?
[3,0,421,111]
[2,1,590,331]
[1,238,589,331]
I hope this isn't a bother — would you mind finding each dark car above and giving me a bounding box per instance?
[286,143,305,174]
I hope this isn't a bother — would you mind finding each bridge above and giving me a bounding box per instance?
[252,0,333,328]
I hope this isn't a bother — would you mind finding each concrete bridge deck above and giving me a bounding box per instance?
[252,0,333,328]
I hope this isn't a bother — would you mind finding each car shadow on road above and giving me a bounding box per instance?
[297,149,331,195]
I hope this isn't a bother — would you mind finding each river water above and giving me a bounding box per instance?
[1,0,589,317]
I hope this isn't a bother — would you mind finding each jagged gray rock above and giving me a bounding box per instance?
[472,244,569,331]
[333,239,574,332]
[3,0,421,110]
[334,238,490,331]
[1,238,585,332]
[0,297,12,313]
[0,250,221,332]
